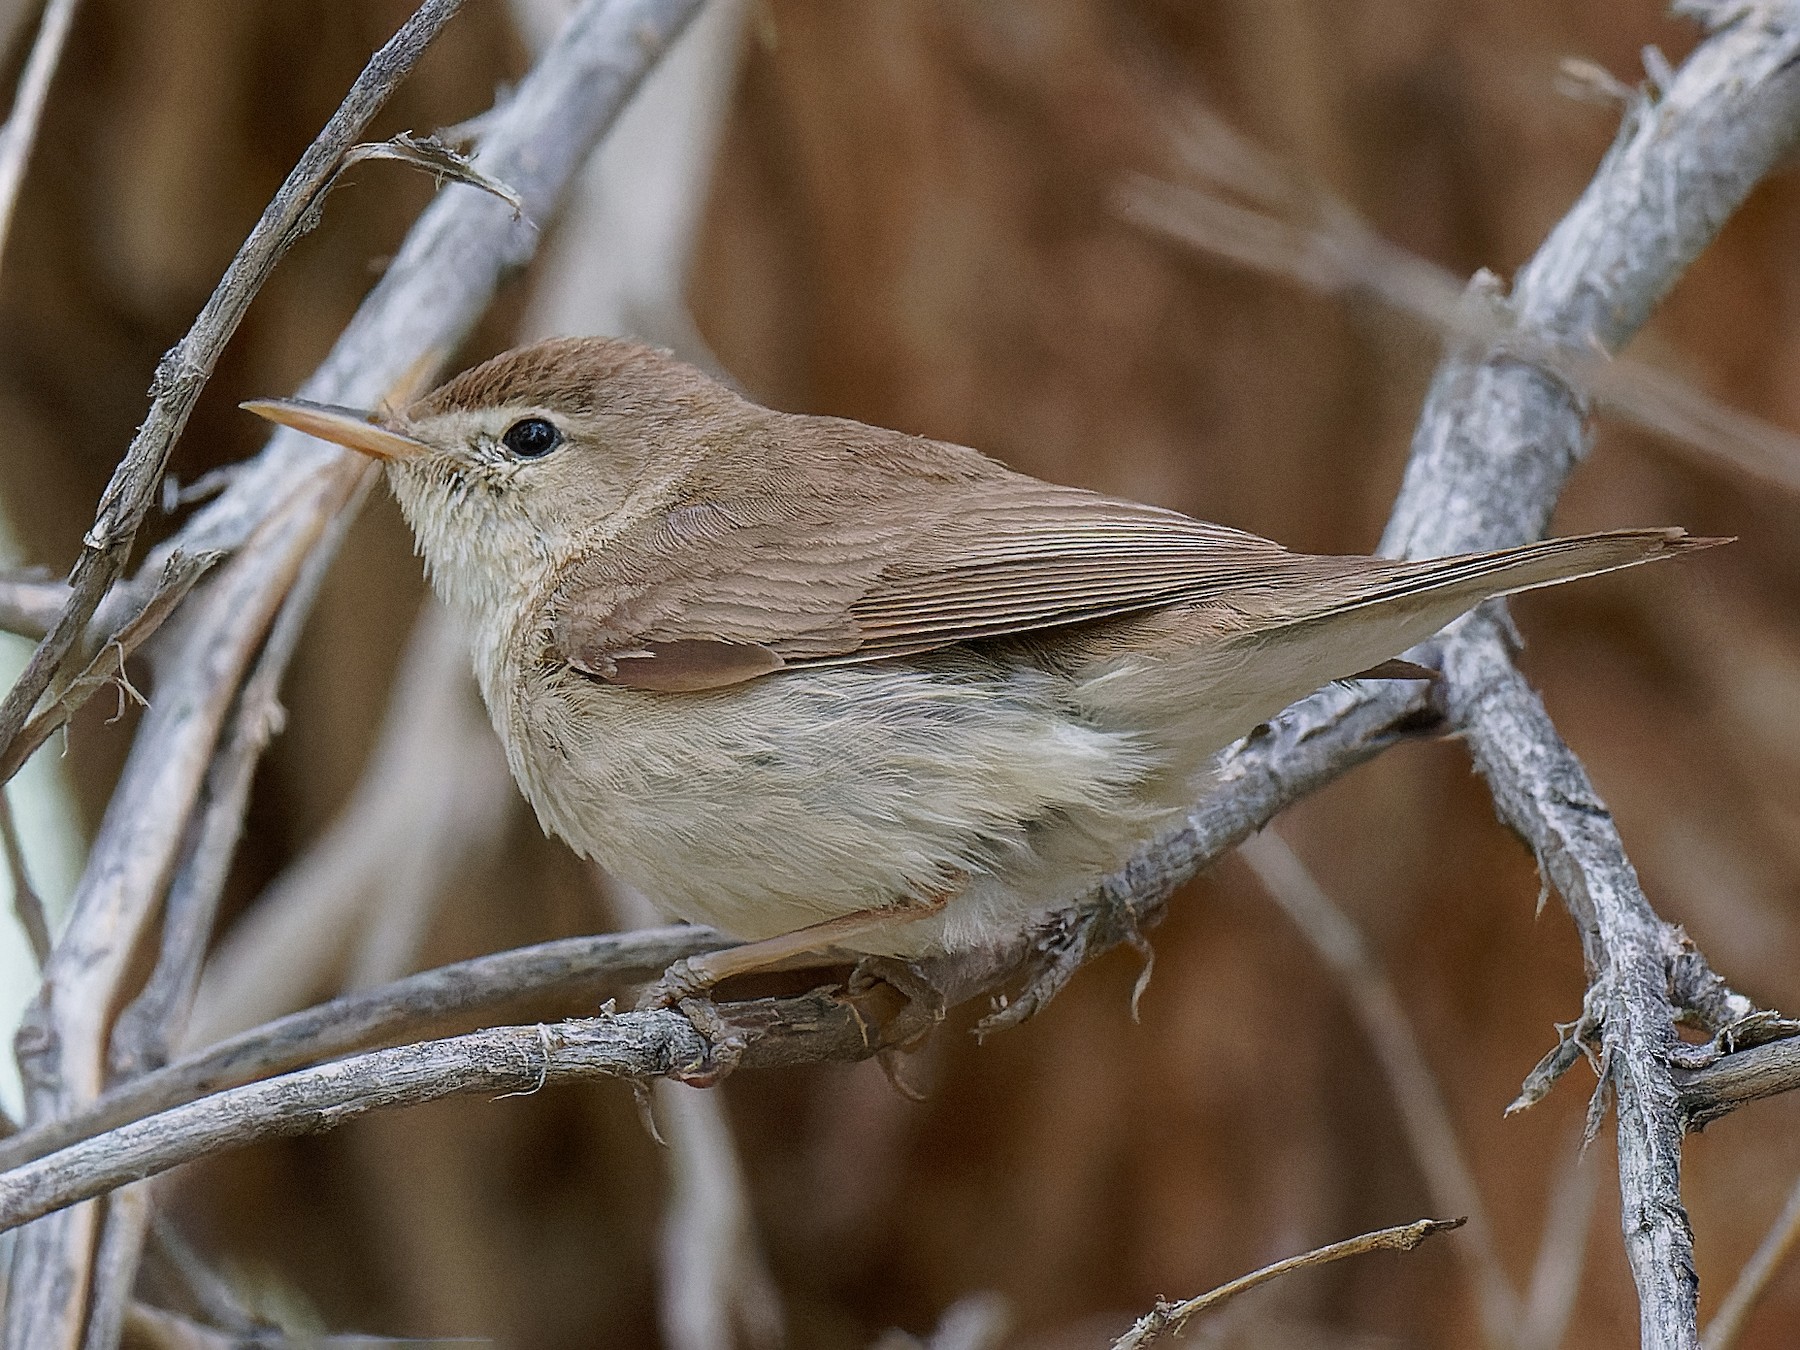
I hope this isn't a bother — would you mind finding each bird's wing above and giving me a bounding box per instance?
[544,429,1375,692]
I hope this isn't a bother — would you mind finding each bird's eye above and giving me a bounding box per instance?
[501,416,562,459]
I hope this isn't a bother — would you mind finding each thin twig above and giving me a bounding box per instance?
[1238,830,1520,1347]
[1120,112,1800,499]
[0,549,221,786]
[339,131,524,213]
[0,0,80,267]
[1701,1168,1800,1349]
[1110,1218,1465,1348]
[0,0,468,782]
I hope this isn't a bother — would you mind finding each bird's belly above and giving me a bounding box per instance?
[503,658,1174,953]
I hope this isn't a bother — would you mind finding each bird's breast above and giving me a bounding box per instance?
[490,653,1170,947]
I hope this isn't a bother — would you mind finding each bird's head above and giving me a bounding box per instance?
[245,336,735,626]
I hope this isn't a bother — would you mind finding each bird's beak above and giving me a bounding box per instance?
[240,398,429,462]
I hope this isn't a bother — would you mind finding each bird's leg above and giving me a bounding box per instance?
[637,889,955,1012]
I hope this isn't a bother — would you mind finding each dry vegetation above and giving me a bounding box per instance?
[3,1,1800,1348]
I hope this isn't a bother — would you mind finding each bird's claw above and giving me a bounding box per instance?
[667,996,748,1087]
[630,958,744,1086]
[635,956,719,1011]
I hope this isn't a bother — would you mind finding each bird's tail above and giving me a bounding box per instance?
[1241,527,1721,720]
[1079,528,1722,765]
[1307,527,1719,629]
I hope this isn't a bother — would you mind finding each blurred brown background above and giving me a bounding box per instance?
[3,0,1798,1346]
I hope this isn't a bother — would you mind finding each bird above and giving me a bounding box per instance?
[245,336,1713,993]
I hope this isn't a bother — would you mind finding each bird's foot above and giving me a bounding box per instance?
[635,954,723,1011]
[974,884,1157,1038]
[630,956,746,1087]
[666,995,749,1088]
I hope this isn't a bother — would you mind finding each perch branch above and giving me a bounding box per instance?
[0,926,726,1172]
[0,988,933,1233]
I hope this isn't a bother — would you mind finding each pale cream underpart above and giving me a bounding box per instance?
[386,456,1450,958]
